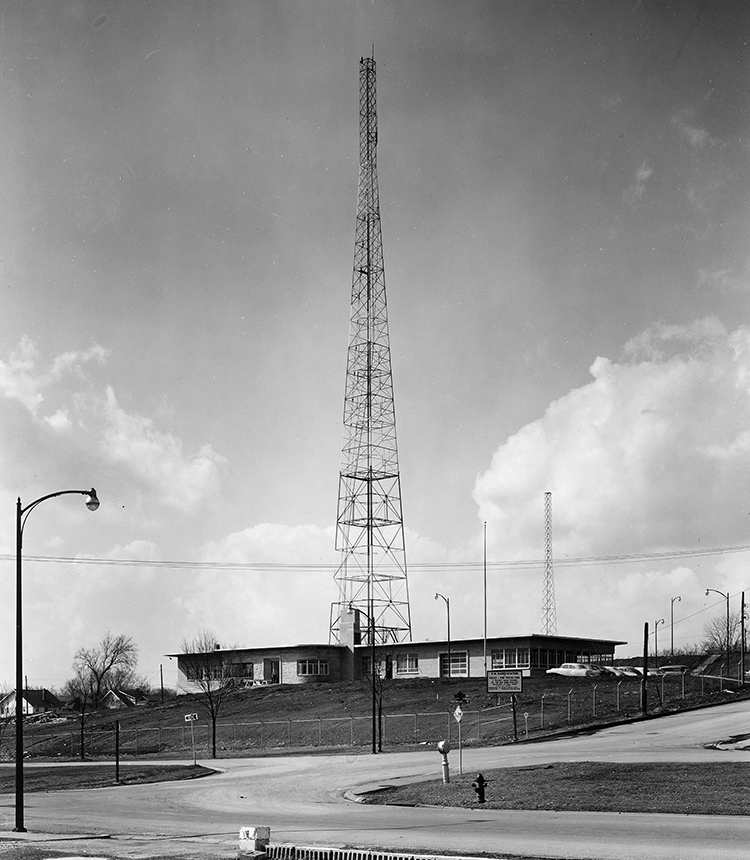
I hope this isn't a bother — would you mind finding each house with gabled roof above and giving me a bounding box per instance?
[100,688,150,709]
[0,688,64,718]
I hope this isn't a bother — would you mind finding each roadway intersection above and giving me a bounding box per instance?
[2,698,750,860]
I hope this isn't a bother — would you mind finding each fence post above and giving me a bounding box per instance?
[567,689,573,721]
[350,716,354,746]
[592,685,598,717]
[414,713,418,743]
[287,719,291,746]
[540,694,546,728]
[616,680,621,711]
[260,720,264,748]
[318,718,322,746]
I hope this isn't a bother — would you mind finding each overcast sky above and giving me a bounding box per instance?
[1,0,749,692]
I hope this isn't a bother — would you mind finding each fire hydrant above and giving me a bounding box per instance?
[437,739,451,784]
[472,772,488,803]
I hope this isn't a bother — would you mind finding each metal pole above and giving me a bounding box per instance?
[654,619,664,668]
[641,622,648,714]
[14,488,99,834]
[483,522,487,676]
[447,600,451,678]
[115,720,120,783]
[14,498,25,832]
[741,592,746,685]
[670,595,681,659]
[726,592,731,670]
[435,593,451,678]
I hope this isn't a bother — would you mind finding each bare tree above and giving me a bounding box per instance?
[62,633,139,760]
[700,610,743,655]
[0,681,12,758]
[180,631,241,759]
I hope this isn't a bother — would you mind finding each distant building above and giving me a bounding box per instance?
[100,689,150,709]
[0,688,64,718]
[172,610,624,691]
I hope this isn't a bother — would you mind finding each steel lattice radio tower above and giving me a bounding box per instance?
[330,55,412,647]
[542,491,557,635]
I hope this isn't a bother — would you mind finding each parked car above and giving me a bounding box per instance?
[618,666,641,677]
[625,666,663,677]
[660,664,689,675]
[546,662,602,677]
[596,665,627,677]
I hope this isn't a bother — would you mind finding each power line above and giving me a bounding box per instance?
[1,542,749,573]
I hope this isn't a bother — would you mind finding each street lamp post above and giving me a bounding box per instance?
[670,595,681,659]
[15,488,99,832]
[654,618,664,668]
[435,592,451,678]
[705,588,731,671]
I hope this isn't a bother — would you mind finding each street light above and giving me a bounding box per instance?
[15,487,99,832]
[705,588,731,671]
[654,619,664,668]
[435,592,451,678]
[670,595,681,659]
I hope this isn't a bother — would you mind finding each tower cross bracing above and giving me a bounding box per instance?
[542,491,557,635]
[330,56,411,647]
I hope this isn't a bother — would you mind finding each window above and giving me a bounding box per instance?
[439,651,468,677]
[395,654,419,675]
[297,659,329,676]
[490,648,530,669]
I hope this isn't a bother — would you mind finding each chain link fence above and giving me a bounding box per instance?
[1,671,739,760]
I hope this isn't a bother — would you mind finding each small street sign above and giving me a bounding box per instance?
[453,705,463,723]
[184,712,198,722]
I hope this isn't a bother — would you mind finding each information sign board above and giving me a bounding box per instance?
[487,669,523,693]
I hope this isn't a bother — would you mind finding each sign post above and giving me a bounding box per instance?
[185,712,198,765]
[453,705,463,774]
[487,671,523,742]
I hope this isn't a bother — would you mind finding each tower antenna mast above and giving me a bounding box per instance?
[330,56,411,647]
[542,491,557,635]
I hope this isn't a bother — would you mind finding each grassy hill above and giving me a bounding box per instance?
[8,670,749,760]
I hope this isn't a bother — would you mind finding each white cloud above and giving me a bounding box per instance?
[0,338,223,513]
[671,109,719,149]
[622,160,654,204]
[0,338,109,413]
[698,268,750,295]
[96,386,224,511]
[473,319,750,651]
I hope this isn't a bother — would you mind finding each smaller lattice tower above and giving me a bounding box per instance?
[329,55,412,647]
[541,491,557,635]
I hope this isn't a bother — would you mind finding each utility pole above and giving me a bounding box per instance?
[330,54,411,650]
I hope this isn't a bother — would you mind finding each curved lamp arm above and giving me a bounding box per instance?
[19,488,99,533]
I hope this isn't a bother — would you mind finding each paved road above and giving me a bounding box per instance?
[2,700,750,859]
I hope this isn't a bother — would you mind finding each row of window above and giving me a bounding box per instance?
[186,648,614,683]
[186,660,330,681]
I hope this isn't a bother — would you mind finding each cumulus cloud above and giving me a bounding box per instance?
[698,268,750,295]
[473,319,750,650]
[0,338,223,512]
[622,160,654,204]
[95,386,224,510]
[0,337,109,413]
[671,109,719,149]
